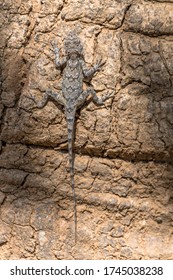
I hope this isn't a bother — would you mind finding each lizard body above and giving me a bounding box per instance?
[31,31,113,242]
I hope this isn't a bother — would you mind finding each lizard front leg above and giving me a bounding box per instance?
[81,58,105,78]
[51,41,66,69]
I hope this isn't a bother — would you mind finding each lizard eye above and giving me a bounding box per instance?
[67,107,72,113]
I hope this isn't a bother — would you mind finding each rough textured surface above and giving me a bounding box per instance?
[0,0,173,259]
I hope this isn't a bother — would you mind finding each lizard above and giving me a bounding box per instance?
[30,31,113,242]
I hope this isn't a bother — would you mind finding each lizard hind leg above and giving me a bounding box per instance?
[46,90,66,106]
[76,88,90,109]
[90,87,113,105]
[28,91,49,108]
[28,90,66,108]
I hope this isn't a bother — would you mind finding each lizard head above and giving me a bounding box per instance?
[64,31,83,57]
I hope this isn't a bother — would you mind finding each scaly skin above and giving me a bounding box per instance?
[30,31,113,242]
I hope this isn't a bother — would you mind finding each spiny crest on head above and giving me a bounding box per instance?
[64,31,83,56]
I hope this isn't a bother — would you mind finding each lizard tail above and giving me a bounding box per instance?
[66,110,77,243]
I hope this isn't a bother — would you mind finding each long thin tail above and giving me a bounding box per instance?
[66,109,77,243]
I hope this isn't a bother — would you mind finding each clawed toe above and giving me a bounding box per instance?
[50,41,59,54]
[103,91,114,101]
[28,93,37,103]
[94,57,105,71]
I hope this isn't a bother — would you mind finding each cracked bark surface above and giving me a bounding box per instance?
[0,0,173,259]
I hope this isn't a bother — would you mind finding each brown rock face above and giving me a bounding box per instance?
[0,0,173,259]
